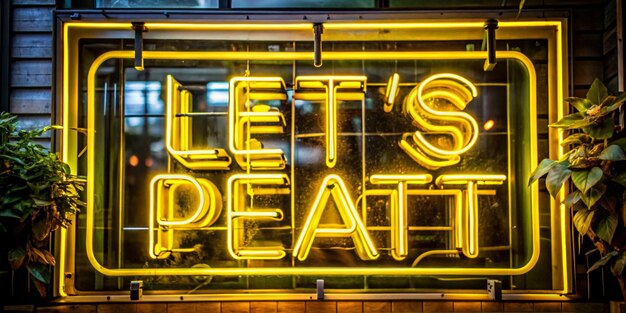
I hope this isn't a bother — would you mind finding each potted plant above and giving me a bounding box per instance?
[529,79,626,300]
[0,112,84,299]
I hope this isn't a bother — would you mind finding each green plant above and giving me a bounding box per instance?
[0,112,84,297]
[529,79,626,299]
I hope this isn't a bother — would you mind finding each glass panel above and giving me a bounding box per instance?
[96,0,218,8]
[231,0,375,8]
[74,34,552,293]
[390,0,511,8]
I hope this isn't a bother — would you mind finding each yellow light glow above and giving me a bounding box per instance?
[293,175,379,261]
[227,173,289,260]
[166,75,232,169]
[228,77,288,170]
[294,76,367,168]
[436,174,506,258]
[384,73,400,112]
[76,44,542,280]
[484,119,495,131]
[370,174,432,260]
[149,174,222,259]
[400,73,479,170]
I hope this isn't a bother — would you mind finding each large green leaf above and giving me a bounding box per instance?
[568,118,598,130]
[596,214,618,243]
[0,154,25,165]
[580,182,606,208]
[573,209,595,235]
[26,263,50,284]
[585,118,615,139]
[610,138,626,152]
[587,78,609,105]
[599,145,626,161]
[549,113,584,128]
[545,162,572,198]
[611,252,626,277]
[8,247,27,270]
[602,92,626,114]
[572,167,603,194]
[588,250,619,273]
[563,190,582,208]
[561,133,591,147]
[565,97,593,113]
[528,159,557,186]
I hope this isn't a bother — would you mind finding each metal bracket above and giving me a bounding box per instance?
[316,279,325,300]
[130,280,143,300]
[482,19,498,71]
[132,22,148,71]
[313,23,324,68]
[487,279,502,301]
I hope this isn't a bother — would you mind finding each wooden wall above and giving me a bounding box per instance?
[8,0,55,148]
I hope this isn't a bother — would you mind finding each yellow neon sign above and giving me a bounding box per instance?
[79,49,539,278]
[436,174,507,258]
[227,173,290,259]
[79,49,540,279]
[369,175,433,260]
[294,76,367,168]
[400,73,479,170]
[149,174,222,259]
[166,75,231,169]
[228,77,288,170]
[61,21,569,297]
[293,174,379,261]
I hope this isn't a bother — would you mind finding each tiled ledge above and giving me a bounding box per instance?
[4,301,610,313]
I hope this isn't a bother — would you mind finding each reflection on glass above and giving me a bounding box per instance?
[76,38,550,293]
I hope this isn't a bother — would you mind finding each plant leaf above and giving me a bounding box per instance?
[572,167,603,194]
[545,162,572,198]
[565,97,593,113]
[528,159,557,186]
[30,247,52,265]
[612,172,626,187]
[580,182,606,208]
[610,138,626,151]
[588,250,619,273]
[587,78,609,105]
[561,133,591,147]
[585,117,615,139]
[549,113,584,128]
[602,92,626,114]
[26,263,49,284]
[8,247,27,270]
[599,145,626,161]
[563,190,582,208]
[573,209,595,235]
[0,210,21,219]
[32,278,47,298]
[517,0,525,17]
[595,214,618,243]
[611,252,626,277]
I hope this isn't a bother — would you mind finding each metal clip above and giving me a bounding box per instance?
[132,22,148,71]
[482,19,498,71]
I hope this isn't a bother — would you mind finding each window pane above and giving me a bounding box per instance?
[232,0,374,8]
[390,0,507,8]
[96,0,218,8]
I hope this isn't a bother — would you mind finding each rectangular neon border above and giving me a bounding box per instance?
[58,20,567,296]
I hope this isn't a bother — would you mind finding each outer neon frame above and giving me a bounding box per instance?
[84,49,539,273]
[58,20,568,298]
